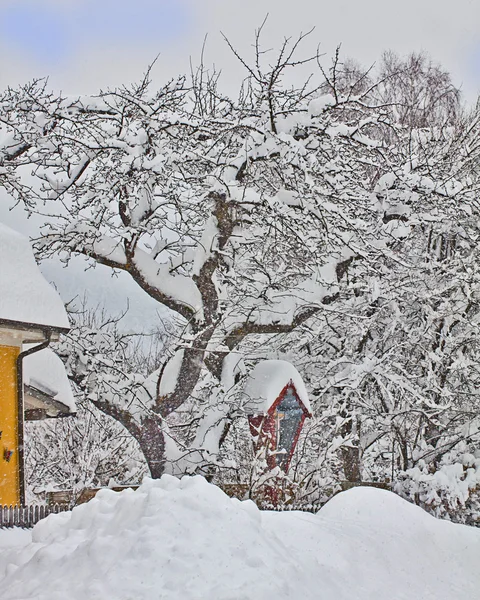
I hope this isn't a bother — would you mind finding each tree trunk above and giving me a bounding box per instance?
[341,446,362,482]
[136,415,167,479]
[340,411,362,482]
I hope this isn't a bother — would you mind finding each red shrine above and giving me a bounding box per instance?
[244,360,311,474]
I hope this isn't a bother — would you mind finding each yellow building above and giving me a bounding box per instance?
[0,223,71,506]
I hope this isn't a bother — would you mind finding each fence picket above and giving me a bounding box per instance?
[0,504,68,529]
[0,498,318,530]
[258,503,319,513]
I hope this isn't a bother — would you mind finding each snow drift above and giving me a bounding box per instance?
[0,476,478,600]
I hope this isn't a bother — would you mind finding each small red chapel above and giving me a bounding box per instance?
[243,360,311,474]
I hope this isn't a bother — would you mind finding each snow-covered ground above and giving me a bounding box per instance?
[0,476,478,600]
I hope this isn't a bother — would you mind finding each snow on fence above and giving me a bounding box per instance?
[0,504,67,529]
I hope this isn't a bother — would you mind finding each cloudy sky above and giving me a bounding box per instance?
[1,0,479,329]
[0,0,479,100]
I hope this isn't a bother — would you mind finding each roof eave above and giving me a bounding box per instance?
[0,317,70,341]
[24,384,75,419]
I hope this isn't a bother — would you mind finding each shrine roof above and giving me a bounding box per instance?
[243,360,311,415]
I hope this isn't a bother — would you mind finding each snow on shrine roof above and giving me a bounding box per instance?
[243,360,311,415]
[24,347,76,412]
[0,223,69,331]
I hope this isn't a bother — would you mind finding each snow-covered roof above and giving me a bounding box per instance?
[243,360,311,415]
[23,348,75,413]
[0,223,69,331]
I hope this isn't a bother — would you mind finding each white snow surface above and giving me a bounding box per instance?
[23,347,76,412]
[0,223,69,329]
[132,247,203,320]
[0,477,478,600]
[192,215,218,276]
[243,359,311,414]
[158,349,184,396]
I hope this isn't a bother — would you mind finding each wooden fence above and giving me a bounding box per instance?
[0,504,67,529]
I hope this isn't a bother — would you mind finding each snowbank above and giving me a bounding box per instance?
[0,223,69,330]
[0,477,478,600]
[243,359,311,414]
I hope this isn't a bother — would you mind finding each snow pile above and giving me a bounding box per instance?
[1,476,303,600]
[243,359,311,414]
[275,487,480,599]
[0,223,69,330]
[24,348,76,412]
[1,477,479,600]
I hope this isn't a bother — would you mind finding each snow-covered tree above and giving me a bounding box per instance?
[25,396,147,504]
[1,30,479,503]
[279,81,480,519]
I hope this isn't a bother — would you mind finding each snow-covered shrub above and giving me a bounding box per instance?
[395,449,480,526]
[25,397,147,504]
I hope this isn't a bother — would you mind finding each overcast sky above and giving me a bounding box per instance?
[1,0,479,329]
[0,0,479,100]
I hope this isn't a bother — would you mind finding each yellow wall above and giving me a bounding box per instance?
[0,345,20,506]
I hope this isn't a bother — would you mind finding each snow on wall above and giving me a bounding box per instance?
[23,347,75,412]
[0,223,69,330]
[243,359,311,415]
